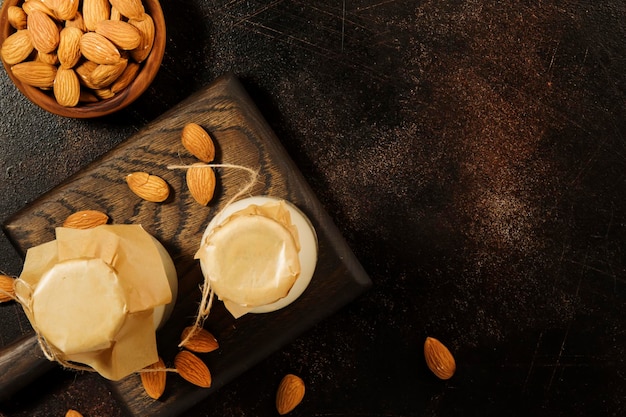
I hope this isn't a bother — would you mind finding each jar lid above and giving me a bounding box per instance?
[201,213,300,307]
[16,224,175,380]
[33,258,126,355]
[197,196,318,318]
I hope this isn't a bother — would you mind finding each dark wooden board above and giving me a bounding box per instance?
[2,73,372,416]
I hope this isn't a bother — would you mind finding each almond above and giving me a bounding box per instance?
[65,11,87,32]
[63,209,109,229]
[181,123,215,163]
[79,32,120,65]
[186,163,216,206]
[58,26,83,68]
[37,50,59,66]
[174,351,212,388]
[0,275,16,303]
[12,61,57,88]
[53,67,80,106]
[75,59,99,88]
[54,0,80,20]
[27,10,60,54]
[109,0,144,20]
[93,87,114,99]
[65,410,83,417]
[95,20,141,50]
[76,59,99,73]
[424,336,456,380]
[140,357,167,399]
[88,58,127,88]
[126,172,170,202]
[22,1,56,19]
[8,6,28,30]
[128,13,154,63]
[110,61,139,93]
[276,374,305,415]
[52,0,80,21]
[180,326,219,353]
[110,7,122,21]
[1,30,33,65]
[82,0,110,32]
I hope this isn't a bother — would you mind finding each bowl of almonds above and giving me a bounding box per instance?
[0,0,165,118]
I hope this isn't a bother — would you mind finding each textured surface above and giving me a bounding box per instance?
[1,0,625,416]
[2,74,371,416]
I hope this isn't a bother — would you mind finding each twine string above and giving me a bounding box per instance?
[11,279,95,373]
[168,162,259,347]
[136,367,179,374]
[0,289,16,302]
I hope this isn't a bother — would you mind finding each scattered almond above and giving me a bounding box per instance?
[63,210,109,229]
[181,123,215,163]
[65,410,83,417]
[424,336,456,380]
[186,163,216,206]
[126,172,170,202]
[276,374,305,415]
[174,350,212,388]
[180,326,219,353]
[140,357,167,399]
[0,275,16,303]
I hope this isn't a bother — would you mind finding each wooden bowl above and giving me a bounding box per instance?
[0,0,165,118]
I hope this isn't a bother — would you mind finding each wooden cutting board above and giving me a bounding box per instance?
[2,73,371,416]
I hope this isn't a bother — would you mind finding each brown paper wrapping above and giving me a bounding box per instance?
[196,200,301,318]
[15,225,174,381]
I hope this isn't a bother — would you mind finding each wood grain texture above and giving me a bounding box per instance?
[0,334,57,402]
[2,73,371,416]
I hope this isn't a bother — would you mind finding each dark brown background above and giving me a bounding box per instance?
[1,0,625,416]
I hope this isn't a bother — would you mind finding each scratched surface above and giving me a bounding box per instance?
[1,0,625,416]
